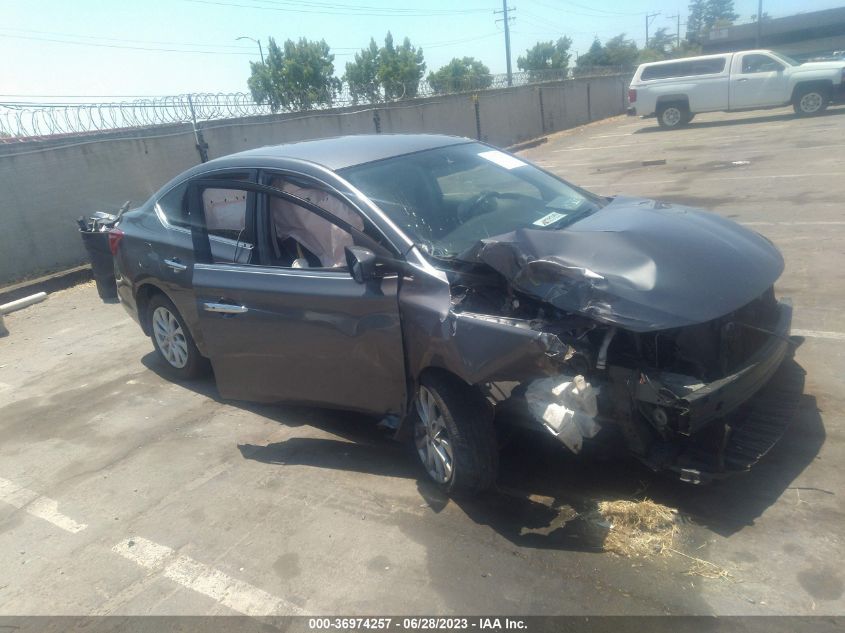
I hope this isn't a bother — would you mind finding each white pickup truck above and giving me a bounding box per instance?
[628,49,845,129]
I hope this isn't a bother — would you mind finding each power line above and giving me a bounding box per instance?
[0,27,257,50]
[526,0,641,18]
[183,0,489,17]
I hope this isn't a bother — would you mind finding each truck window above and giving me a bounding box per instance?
[641,58,725,80]
[741,54,785,74]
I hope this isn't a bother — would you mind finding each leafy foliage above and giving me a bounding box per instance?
[427,57,492,94]
[576,34,638,71]
[247,37,340,112]
[516,37,573,79]
[686,0,738,44]
[344,32,426,103]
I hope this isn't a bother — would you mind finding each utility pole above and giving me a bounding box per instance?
[756,0,763,48]
[667,13,681,49]
[494,2,515,86]
[237,36,265,65]
[645,12,660,48]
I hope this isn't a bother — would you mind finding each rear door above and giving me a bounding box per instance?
[188,178,407,414]
[730,53,789,108]
[152,170,257,332]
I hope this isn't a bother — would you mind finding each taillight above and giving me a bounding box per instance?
[108,228,124,256]
[628,88,637,103]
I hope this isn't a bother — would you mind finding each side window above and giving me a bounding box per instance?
[194,185,256,265]
[742,54,784,74]
[156,182,189,228]
[265,177,365,270]
[203,188,248,241]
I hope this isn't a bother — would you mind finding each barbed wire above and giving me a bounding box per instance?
[0,68,627,140]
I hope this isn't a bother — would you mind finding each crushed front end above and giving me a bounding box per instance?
[454,284,802,483]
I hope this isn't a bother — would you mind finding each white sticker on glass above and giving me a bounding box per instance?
[478,150,527,170]
[533,211,566,227]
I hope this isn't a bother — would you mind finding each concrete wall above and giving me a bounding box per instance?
[0,74,630,285]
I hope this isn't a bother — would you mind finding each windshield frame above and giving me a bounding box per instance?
[770,51,799,66]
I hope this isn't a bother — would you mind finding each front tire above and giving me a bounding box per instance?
[657,103,688,129]
[411,373,498,496]
[794,87,829,116]
[148,294,205,380]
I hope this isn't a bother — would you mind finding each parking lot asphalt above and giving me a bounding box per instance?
[1,105,844,617]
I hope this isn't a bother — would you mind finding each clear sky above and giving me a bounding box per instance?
[2,0,843,100]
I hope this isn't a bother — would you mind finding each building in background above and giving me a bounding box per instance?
[702,6,845,59]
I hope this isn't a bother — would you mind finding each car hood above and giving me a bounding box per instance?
[465,196,784,332]
[796,60,845,71]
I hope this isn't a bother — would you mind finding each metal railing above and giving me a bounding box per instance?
[0,67,626,140]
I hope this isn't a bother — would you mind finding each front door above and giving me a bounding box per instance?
[731,53,788,108]
[188,178,407,415]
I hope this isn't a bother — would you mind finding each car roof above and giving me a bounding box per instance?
[210,133,473,171]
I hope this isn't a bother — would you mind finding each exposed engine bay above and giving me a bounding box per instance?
[444,259,799,484]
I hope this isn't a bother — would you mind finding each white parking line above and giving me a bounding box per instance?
[0,477,87,533]
[792,329,845,342]
[743,221,845,227]
[113,537,304,616]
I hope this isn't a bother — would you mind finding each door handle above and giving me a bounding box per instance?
[164,258,188,272]
[203,301,248,314]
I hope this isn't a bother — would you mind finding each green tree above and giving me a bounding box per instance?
[516,37,573,79]
[378,32,426,99]
[247,37,340,112]
[427,57,492,94]
[686,0,707,44]
[706,0,738,27]
[646,27,674,56]
[576,38,609,70]
[687,0,738,44]
[343,32,426,102]
[344,38,381,104]
[603,34,639,68]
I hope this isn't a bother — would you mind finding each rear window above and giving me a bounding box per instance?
[641,58,726,80]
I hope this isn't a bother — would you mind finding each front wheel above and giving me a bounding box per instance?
[411,373,498,496]
[148,294,206,380]
[794,87,829,116]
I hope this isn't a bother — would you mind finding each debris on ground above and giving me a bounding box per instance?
[593,498,678,558]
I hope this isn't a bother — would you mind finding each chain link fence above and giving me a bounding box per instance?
[0,67,626,140]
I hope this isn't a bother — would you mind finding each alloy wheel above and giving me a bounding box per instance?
[414,385,455,484]
[152,306,189,369]
[800,92,823,114]
[662,107,682,127]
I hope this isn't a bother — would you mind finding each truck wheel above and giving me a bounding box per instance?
[657,103,688,129]
[794,87,829,116]
[411,373,498,496]
[148,294,205,380]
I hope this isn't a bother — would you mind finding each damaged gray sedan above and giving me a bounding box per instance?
[112,134,800,494]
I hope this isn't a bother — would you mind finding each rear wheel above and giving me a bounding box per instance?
[657,103,688,129]
[412,373,498,496]
[794,87,829,116]
[148,294,205,380]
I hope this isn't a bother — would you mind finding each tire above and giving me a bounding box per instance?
[148,294,205,380]
[793,86,829,116]
[411,373,498,496]
[657,103,688,129]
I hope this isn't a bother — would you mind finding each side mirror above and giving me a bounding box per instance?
[345,246,378,284]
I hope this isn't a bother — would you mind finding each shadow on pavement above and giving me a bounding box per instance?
[143,352,822,546]
[632,106,845,134]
